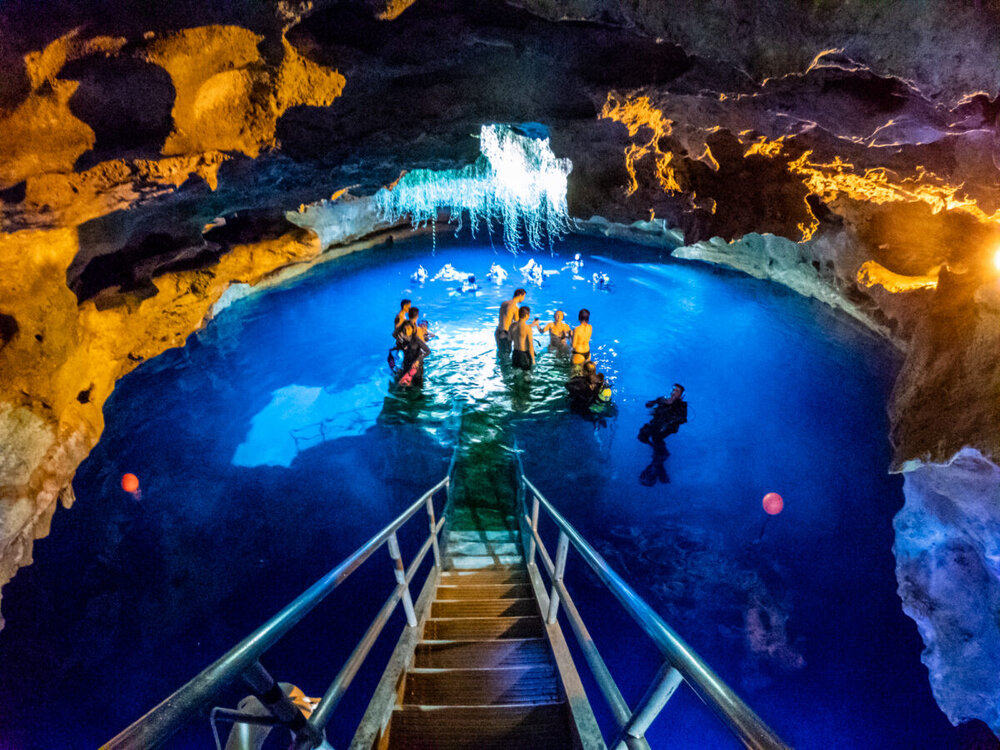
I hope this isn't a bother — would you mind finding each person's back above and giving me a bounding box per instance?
[394,299,411,332]
[510,306,535,372]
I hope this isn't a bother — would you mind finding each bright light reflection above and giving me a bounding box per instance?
[994,247,1000,272]
[374,124,572,253]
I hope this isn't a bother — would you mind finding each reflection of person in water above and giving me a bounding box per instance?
[639,384,687,454]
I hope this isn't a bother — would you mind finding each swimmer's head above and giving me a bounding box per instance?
[584,361,596,373]
[554,310,564,321]
[578,308,590,323]
[672,383,685,398]
[514,288,527,300]
[400,299,411,310]
[419,320,429,329]
[408,307,419,321]
[519,306,531,320]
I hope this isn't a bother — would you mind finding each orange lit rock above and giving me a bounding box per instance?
[0,224,323,620]
[146,26,344,159]
[857,260,941,293]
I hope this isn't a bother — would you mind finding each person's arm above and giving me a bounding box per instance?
[528,328,535,362]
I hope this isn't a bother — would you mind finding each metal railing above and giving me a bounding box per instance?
[102,475,450,750]
[514,451,790,750]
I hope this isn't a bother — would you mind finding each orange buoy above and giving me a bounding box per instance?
[762,492,784,515]
[121,473,139,493]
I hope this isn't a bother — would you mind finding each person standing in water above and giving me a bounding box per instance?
[495,288,526,353]
[537,310,571,349]
[394,299,411,331]
[510,306,536,374]
[571,308,592,366]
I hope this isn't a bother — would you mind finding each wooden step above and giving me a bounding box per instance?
[386,704,577,750]
[431,598,537,619]
[435,583,534,600]
[423,616,545,641]
[440,569,528,585]
[403,665,561,705]
[416,639,553,669]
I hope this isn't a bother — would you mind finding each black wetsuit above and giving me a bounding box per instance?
[638,397,687,446]
[400,335,430,386]
[566,373,604,407]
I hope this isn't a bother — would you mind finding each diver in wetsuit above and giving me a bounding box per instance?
[398,321,431,387]
[566,361,607,410]
[638,384,687,453]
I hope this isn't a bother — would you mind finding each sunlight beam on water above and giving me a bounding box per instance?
[374,124,572,254]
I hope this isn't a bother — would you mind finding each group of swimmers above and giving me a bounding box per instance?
[494,287,611,408]
[494,287,592,371]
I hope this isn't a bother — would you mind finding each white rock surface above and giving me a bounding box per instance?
[895,448,1000,734]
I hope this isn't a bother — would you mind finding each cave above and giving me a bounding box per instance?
[1,2,1000,749]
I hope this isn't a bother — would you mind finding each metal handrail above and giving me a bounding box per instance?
[103,475,450,750]
[514,456,790,750]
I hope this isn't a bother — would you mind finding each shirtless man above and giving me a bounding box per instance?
[495,288,526,353]
[538,310,571,348]
[510,306,535,372]
[571,308,592,366]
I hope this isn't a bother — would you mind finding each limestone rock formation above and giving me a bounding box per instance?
[1,0,999,735]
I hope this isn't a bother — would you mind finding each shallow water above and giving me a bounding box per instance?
[0,234,963,748]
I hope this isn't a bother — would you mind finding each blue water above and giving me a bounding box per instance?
[0,234,969,748]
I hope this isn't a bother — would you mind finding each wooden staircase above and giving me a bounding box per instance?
[383,528,579,749]
[352,413,601,749]
[352,524,598,749]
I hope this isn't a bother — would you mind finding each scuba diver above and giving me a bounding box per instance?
[638,384,687,454]
[566,361,611,412]
[398,320,431,387]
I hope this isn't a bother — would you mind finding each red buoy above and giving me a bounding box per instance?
[121,473,139,493]
[762,492,784,515]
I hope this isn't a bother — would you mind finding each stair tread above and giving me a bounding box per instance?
[435,583,534,599]
[386,703,577,750]
[424,616,545,641]
[403,664,561,705]
[431,599,538,618]
[415,639,554,668]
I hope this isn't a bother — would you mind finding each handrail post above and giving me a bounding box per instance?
[387,533,417,627]
[242,661,322,748]
[528,493,540,568]
[622,662,683,740]
[425,492,442,568]
[546,530,569,624]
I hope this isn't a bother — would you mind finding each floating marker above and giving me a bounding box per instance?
[762,492,784,515]
[121,473,139,493]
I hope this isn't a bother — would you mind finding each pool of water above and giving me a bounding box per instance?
[0,233,965,748]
